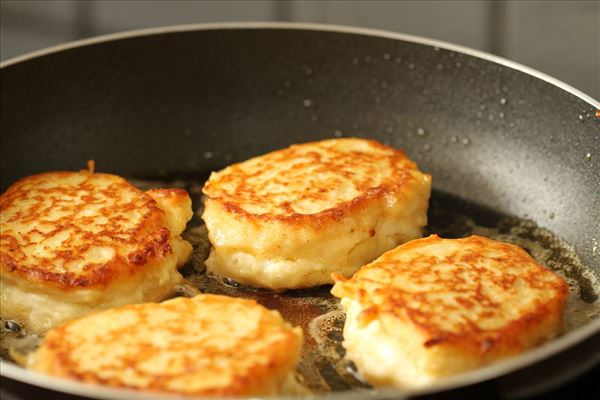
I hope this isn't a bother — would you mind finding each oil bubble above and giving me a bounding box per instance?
[4,321,21,333]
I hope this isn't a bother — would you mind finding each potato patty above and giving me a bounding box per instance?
[0,170,193,333]
[332,235,569,388]
[29,294,303,396]
[202,138,431,290]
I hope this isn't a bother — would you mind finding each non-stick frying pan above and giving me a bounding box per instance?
[1,23,599,399]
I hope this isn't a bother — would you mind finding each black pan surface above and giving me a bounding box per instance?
[1,23,599,399]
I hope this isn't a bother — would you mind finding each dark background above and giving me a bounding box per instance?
[1,0,599,100]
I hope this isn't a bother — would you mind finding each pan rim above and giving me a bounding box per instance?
[0,21,598,108]
[1,21,599,398]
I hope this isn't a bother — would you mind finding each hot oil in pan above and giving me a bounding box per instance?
[2,176,599,394]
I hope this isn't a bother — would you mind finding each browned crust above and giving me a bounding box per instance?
[145,187,190,201]
[203,138,429,226]
[333,235,569,355]
[0,171,180,291]
[37,295,302,396]
[210,185,408,227]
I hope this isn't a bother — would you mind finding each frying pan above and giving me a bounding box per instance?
[1,23,599,399]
